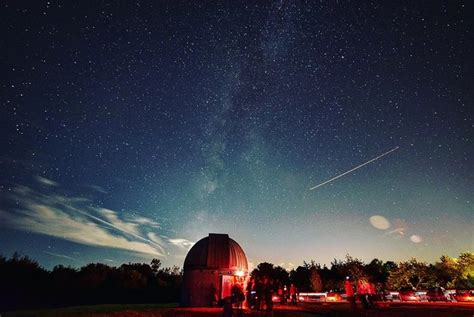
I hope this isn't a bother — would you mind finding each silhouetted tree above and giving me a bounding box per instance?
[365,258,393,286]
[309,267,323,292]
[272,265,291,288]
[457,252,474,288]
[430,252,474,289]
[50,265,78,305]
[151,258,162,274]
[251,262,285,288]
[0,253,49,310]
[290,266,311,291]
[387,258,429,290]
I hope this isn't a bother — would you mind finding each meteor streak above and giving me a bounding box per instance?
[310,146,399,190]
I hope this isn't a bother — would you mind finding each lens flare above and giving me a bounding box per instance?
[410,235,422,243]
[369,215,390,230]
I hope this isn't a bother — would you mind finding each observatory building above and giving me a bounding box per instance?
[181,233,248,307]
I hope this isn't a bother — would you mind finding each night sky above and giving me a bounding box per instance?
[1,1,472,270]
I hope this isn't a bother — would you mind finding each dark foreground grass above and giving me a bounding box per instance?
[3,302,474,317]
[2,305,324,317]
[1,303,178,317]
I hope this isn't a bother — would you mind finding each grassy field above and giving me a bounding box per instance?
[2,307,322,317]
[1,305,321,317]
[3,302,474,317]
[1,303,179,317]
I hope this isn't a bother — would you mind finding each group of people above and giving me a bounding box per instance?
[246,277,274,311]
[277,284,299,305]
[221,275,380,316]
[220,283,245,317]
[245,278,300,311]
[345,276,378,309]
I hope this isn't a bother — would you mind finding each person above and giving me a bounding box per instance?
[357,278,370,309]
[344,276,356,309]
[247,278,256,310]
[210,283,218,307]
[231,283,245,311]
[263,277,273,312]
[290,283,297,305]
[255,277,264,311]
[222,296,233,317]
[368,282,376,305]
[278,286,284,304]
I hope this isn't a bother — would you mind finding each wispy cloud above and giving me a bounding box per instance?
[85,184,108,194]
[44,251,75,261]
[78,208,166,255]
[148,232,165,245]
[35,176,58,187]
[0,184,166,257]
[96,208,142,236]
[168,238,195,250]
[132,216,161,228]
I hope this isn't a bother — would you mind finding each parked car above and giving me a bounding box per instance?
[453,290,474,302]
[326,291,343,302]
[298,293,326,302]
[426,287,449,302]
[399,288,420,302]
[272,294,281,303]
[373,290,393,302]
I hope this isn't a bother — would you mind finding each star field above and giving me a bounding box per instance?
[0,1,472,269]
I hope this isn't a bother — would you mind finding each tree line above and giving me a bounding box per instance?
[250,252,473,294]
[1,251,472,311]
[0,254,181,311]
